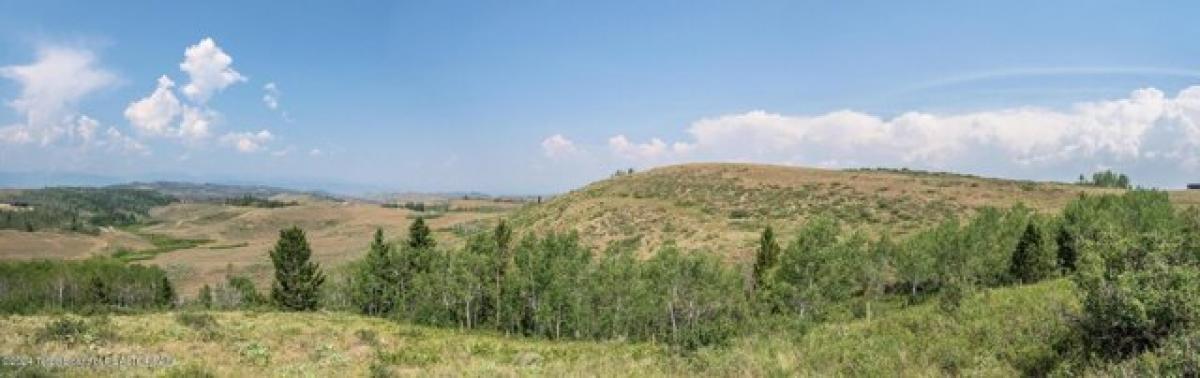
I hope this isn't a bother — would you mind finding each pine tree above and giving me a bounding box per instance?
[358,228,397,315]
[494,220,512,254]
[407,217,435,249]
[1056,223,1077,272]
[752,226,780,292]
[90,276,111,306]
[1009,219,1057,283]
[158,276,176,308]
[269,226,325,311]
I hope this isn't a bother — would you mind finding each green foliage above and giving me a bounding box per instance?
[223,194,297,208]
[353,228,401,316]
[0,187,175,233]
[407,217,435,249]
[111,231,212,263]
[158,275,177,308]
[162,363,217,378]
[35,316,116,344]
[752,227,780,293]
[175,312,220,339]
[0,258,175,313]
[269,227,325,311]
[349,225,747,349]
[1102,329,1200,376]
[1048,190,1200,365]
[1077,170,1132,189]
[1009,216,1057,284]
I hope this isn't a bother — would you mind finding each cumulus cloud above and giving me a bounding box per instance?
[0,44,117,145]
[75,115,99,143]
[552,86,1200,186]
[124,75,183,136]
[262,82,279,110]
[608,135,691,161]
[124,38,255,144]
[178,106,213,141]
[220,129,273,153]
[541,134,579,159]
[179,38,246,104]
[99,125,150,155]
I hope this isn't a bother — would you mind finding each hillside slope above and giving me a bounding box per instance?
[512,163,1123,259]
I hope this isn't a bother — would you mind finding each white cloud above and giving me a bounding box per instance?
[179,106,213,141]
[608,135,690,161]
[551,86,1200,186]
[308,148,323,156]
[75,115,99,143]
[100,126,150,155]
[541,134,579,159]
[179,38,246,104]
[263,82,279,110]
[220,129,273,153]
[124,75,183,136]
[0,45,117,145]
[0,125,33,144]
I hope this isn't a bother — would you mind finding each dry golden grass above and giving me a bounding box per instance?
[513,163,1135,261]
[142,200,511,297]
[0,228,151,260]
[0,198,517,298]
[0,311,677,377]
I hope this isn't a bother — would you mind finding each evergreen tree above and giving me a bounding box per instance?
[90,276,111,306]
[407,217,435,249]
[752,226,780,292]
[1056,223,1077,272]
[1009,219,1057,283]
[269,226,325,311]
[494,220,512,254]
[357,228,398,315]
[198,284,213,309]
[158,275,176,308]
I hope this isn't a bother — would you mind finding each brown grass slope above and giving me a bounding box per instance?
[512,163,1126,261]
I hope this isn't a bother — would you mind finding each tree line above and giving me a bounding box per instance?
[0,187,176,233]
[0,258,174,313]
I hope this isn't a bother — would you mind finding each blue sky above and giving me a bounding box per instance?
[2,1,1200,193]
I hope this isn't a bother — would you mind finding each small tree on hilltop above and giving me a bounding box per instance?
[408,217,435,249]
[270,226,325,311]
[1009,218,1057,284]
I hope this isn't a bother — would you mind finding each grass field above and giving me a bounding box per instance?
[0,279,1079,377]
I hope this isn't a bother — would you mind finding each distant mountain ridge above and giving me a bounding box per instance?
[107,181,344,202]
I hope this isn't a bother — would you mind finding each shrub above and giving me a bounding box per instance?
[35,316,115,344]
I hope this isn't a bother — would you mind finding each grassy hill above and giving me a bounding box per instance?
[512,163,1122,259]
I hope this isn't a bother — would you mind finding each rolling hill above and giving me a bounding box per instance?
[512,163,1126,260]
